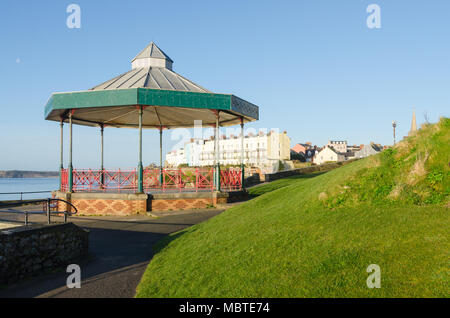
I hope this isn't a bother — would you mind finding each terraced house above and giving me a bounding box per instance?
[166,131,291,169]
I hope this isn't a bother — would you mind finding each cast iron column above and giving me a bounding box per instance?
[240,117,245,189]
[215,112,221,191]
[59,118,64,190]
[68,111,73,193]
[137,107,143,193]
[159,126,163,184]
[100,124,104,188]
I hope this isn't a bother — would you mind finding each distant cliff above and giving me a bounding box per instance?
[0,170,59,178]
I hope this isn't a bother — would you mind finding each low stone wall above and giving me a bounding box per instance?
[150,191,229,211]
[0,223,89,285]
[262,159,359,182]
[52,190,237,215]
[53,192,148,216]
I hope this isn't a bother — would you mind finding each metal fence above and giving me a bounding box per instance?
[61,167,242,193]
[0,198,78,226]
[143,168,215,192]
[220,168,242,191]
[0,190,54,201]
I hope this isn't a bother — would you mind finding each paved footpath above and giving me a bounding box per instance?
[0,207,223,298]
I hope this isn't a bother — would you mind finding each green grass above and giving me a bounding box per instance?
[324,118,450,207]
[136,118,449,298]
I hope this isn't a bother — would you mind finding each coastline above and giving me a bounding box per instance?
[0,176,59,179]
[0,171,59,178]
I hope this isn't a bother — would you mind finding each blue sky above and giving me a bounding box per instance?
[0,0,449,170]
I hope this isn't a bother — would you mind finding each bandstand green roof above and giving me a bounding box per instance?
[44,42,259,128]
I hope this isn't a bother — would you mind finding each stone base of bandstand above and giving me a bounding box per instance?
[52,190,241,216]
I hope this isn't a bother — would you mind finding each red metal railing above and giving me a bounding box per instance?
[220,168,242,191]
[143,168,215,192]
[60,169,68,192]
[71,168,137,192]
[60,167,238,193]
[143,168,161,191]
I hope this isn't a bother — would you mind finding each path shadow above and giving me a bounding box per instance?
[0,211,221,298]
[151,229,192,254]
[0,227,165,298]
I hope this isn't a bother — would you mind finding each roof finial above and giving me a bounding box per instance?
[131,42,173,70]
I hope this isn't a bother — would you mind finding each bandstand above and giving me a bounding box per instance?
[45,42,259,215]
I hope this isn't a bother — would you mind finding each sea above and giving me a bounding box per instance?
[0,178,59,200]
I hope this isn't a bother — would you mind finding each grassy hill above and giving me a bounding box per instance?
[136,118,449,298]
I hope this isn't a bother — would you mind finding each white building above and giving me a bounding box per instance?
[326,140,347,153]
[314,147,346,165]
[165,149,187,167]
[165,131,291,170]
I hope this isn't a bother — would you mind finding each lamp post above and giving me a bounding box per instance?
[392,120,397,145]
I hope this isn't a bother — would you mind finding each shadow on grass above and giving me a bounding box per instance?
[248,171,327,198]
[277,171,326,180]
[152,228,193,254]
